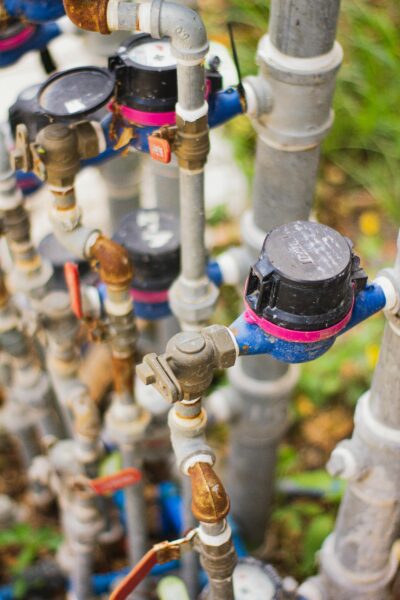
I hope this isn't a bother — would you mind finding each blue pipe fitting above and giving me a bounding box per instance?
[230,282,387,364]
[0,22,60,68]
[4,0,65,23]
[208,87,244,128]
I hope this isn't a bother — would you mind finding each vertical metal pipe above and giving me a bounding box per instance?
[120,444,148,600]
[269,0,341,58]
[181,475,200,599]
[180,170,206,282]
[252,145,320,233]
[311,324,400,600]
[369,325,400,428]
[70,547,95,600]
[100,151,141,234]
[228,0,342,547]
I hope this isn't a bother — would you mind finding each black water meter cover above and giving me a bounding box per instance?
[109,33,178,113]
[9,84,50,139]
[245,221,367,332]
[38,67,115,120]
[113,209,180,291]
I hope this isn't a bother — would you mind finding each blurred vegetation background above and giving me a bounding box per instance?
[204,0,400,580]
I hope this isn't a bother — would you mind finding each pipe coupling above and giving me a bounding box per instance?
[197,524,237,583]
[168,405,215,474]
[255,34,343,150]
[175,115,210,170]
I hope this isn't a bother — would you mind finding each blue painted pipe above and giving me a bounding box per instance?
[3,0,65,23]
[0,22,60,67]
[231,282,387,363]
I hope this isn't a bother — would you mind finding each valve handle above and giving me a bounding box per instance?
[89,467,142,495]
[110,530,198,600]
[110,548,158,600]
[64,262,83,319]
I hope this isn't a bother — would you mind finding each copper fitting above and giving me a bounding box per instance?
[188,462,230,524]
[63,0,110,33]
[89,235,132,290]
[111,354,134,397]
[175,115,210,171]
[0,271,8,307]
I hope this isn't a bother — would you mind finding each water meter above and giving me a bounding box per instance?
[245,221,367,340]
[113,209,180,319]
[109,33,178,125]
[9,84,50,138]
[37,66,115,120]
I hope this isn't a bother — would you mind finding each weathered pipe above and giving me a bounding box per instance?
[120,444,148,600]
[269,0,341,58]
[229,0,343,548]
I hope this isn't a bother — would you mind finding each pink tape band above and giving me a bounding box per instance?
[0,26,35,51]
[119,104,176,127]
[243,299,354,343]
[131,289,169,304]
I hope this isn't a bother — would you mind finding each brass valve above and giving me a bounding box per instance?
[12,122,102,187]
[136,325,237,403]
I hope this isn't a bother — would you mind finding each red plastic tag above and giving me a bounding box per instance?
[64,262,83,319]
[89,467,142,495]
[148,136,171,163]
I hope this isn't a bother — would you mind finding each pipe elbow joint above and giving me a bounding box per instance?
[63,0,110,33]
[88,235,133,290]
[138,1,208,62]
[188,462,230,524]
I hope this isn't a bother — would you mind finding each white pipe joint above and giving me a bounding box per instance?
[215,245,253,287]
[326,443,363,481]
[168,405,215,475]
[198,521,232,547]
[255,34,343,150]
[243,76,274,119]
